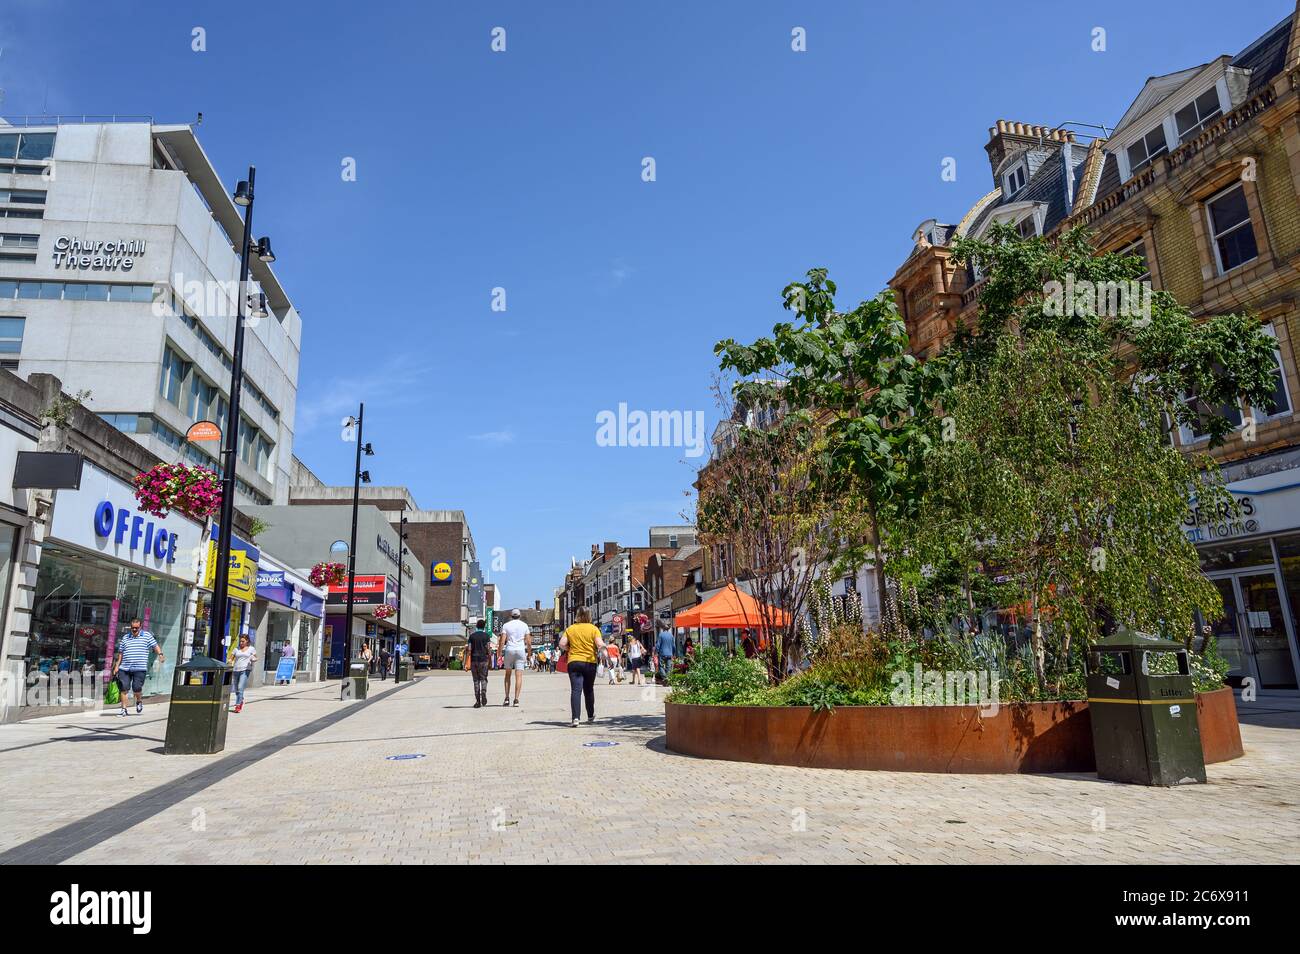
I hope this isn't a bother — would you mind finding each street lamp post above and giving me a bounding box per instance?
[395,508,408,680]
[340,404,373,699]
[209,165,274,661]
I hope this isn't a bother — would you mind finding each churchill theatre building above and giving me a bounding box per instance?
[0,118,308,717]
[0,118,302,506]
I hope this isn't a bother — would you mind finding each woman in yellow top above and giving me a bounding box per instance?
[558,608,606,727]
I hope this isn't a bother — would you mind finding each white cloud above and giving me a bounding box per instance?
[469,430,515,445]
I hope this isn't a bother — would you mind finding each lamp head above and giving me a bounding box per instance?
[256,236,275,263]
[233,180,252,206]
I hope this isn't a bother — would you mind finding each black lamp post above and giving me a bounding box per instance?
[209,166,275,661]
[339,404,373,698]
[394,508,408,679]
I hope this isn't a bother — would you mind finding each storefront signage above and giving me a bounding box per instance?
[431,561,453,585]
[326,574,393,607]
[51,236,146,271]
[255,569,324,617]
[376,533,413,579]
[1184,496,1259,544]
[92,500,178,562]
[50,462,201,580]
[205,525,260,603]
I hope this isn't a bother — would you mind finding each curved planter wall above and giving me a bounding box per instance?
[665,687,1242,774]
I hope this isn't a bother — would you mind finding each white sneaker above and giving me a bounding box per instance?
[571,718,580,728]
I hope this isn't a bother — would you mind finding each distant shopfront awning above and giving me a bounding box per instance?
[673,584,790,630]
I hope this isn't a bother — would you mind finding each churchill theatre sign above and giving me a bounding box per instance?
[51,235,146,271]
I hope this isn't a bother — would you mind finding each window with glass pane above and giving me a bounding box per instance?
[0,317,24,354]
[159,347,190,405]
[1208,185,1258,273]
[1127,125,1169,173]
[1181,389,1243,442]
[61,283,86,301]
[16,133,55,161]
[1255,323,1292,418]
[1175,88,1223,140]
[0,134,17,160]
[1118,239,1151,282]
[0,281,16,299]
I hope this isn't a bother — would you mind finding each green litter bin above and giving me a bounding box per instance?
[1086,626,1206,786]
[164,655,233,755]
[396,658,412,683]
[347,660,369,700]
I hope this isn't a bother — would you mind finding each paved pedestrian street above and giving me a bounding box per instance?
[0,672,1297,865]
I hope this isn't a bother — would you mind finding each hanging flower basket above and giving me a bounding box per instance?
[373,603,396,620]
[309,561,348,588]
[132,462,222,520]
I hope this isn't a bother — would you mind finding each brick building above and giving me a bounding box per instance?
[888,3,1300,689]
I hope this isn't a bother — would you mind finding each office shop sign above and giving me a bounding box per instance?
[49,462,201,580]
[51,235,147,272]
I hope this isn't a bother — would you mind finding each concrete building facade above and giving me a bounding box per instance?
[0,119,302,506]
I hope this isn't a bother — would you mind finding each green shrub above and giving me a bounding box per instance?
[668,648,768,705]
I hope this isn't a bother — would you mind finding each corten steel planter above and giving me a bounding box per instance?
[665,689,1243,774]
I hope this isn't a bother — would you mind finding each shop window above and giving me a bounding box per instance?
[27,544,187,699]
[1206,184,1258,274]
[1197,539,1275,572]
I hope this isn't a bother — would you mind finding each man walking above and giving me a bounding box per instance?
[111,618,165,716]
[500,609,531,706]
[655,622,675,686]
[379,642,392,681]
[468,619,492,708]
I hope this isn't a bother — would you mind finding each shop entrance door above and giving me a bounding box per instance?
[1206,569,1298,690]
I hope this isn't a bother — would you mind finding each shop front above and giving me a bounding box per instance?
[26,461,202,705]
[1188,467,1300,691]
[253,561,325,684]
[324,574,394,678]
[194,524,259,666]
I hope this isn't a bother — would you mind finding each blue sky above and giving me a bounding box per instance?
[1,0,1291,606]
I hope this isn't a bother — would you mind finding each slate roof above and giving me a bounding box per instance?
[1234,13,1294,95]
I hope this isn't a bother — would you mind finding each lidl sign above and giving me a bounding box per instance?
[431,561,453,585]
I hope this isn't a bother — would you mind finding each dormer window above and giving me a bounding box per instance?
[1004,163,1026,197]
[1016,215,1038,239]
[1126,125,1168,174]
[1175,88,1223,140]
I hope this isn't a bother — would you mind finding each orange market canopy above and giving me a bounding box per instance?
[673,584,791,630]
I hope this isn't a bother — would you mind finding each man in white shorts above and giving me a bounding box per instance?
[501,609,531,706]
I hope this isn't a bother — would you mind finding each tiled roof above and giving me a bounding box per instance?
[1234,13,1294,94]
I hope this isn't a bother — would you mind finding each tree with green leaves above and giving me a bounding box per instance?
[695,410,833,682]
[950,224,1279,447]
[894,330,1229,690]
[714,270,950,618]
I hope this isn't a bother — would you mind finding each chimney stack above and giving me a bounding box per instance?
[535,599,541,611]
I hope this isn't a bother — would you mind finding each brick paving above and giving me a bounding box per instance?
[0,672,1296,864]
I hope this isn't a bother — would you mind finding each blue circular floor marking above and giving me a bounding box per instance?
[583,740,619,748]
[386,753,427,761]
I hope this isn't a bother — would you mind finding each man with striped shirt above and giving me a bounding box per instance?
[112,618,166,716]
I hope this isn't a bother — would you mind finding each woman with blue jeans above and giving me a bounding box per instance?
[232,634,256,713]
